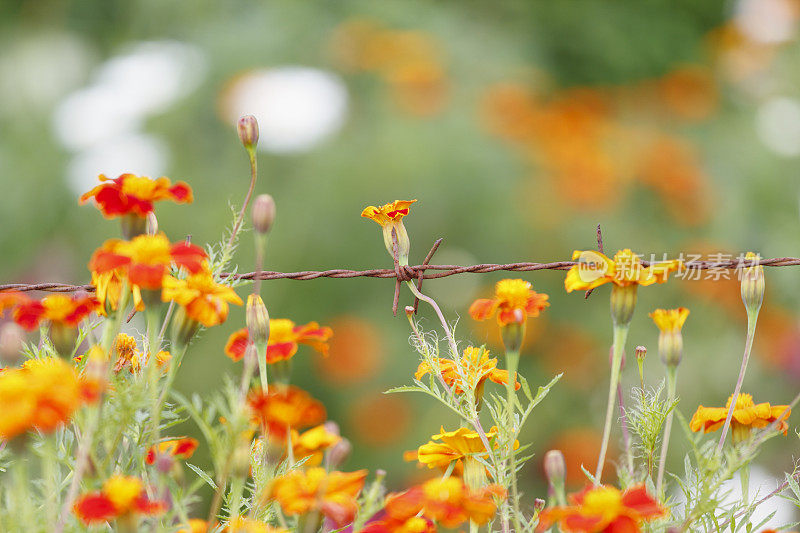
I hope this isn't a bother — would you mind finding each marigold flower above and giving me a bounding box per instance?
[225,319,333,363]
[537,484,666,532]
[145,437,199,465]
[469,279,549,325]
[564,249,682,293]
[361,199,416,263]
[649,307,689,333]
[690,393,790,443]
[416,426,496,470]
[288,424,342,466]
[89,234,207,291]
[162,271,243,327]
[361,490,436,533]
[73,475,165,525]
[247,385,326,435]
[418,477,505,528]
[92,268,144,316]
[13,293,99,331]
[226,517,288,533]
[80,173,192,218]
[414,346,519,398]
[0,291,28,317]
[0,357,86,439]
[266,467,367,528]
[650,307,689,367]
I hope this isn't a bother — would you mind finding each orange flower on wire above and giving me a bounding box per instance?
[224,319,333,363]
[247,385,326,436]
[145,437,199,465]
[89,234,207,291]
[80,173,192,218]
[469,279,549,325]
[690,393,790,443]
[13,293,99,331]
[162,271,243,327]
[73,475,165,525]
[267,468,367,528]
[537,484,667,533]
[415,346,519,397]
[0,357,87,440]
[564,249,682,293]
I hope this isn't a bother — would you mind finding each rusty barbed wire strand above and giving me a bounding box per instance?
[3,256,800,293]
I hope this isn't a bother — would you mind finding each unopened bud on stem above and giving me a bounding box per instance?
[246,294,270,346]
[252,194,276,235]
[237,115,259,150]
[741,252,765,315]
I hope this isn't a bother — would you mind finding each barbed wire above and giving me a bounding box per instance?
[3,256,799,294]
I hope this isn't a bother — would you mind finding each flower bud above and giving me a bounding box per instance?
[500,321,526,353]
[533,498,546,515]
[237,115,259,150]
[543,450,566,489]
[610,284,638,327]
[635,345,646,362]
[740,252,765,315]
[246,294,270,346]
[146,212,158,235]
[171,307,199,349]
[327,437,352,469]
[649,308,689,368]
[0,323,25,366]
[252,194,275,235]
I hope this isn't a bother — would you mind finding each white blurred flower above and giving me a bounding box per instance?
[220,67,348,154]
[66,134,168,197]
[756,97,800,157]
[735,0,797,44]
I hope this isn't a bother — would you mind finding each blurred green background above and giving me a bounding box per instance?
[3,0,800,521]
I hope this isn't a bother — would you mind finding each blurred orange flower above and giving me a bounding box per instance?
[13,293,99,331]
[537,484,666,533]
[145,437,199,465]
[348,392,411,447]
[690,393,790,443]
[226,517,288,533]
[162,271,242,327]
[418,477,505,528]
[225,319,332,363]
[289,424,341,466]
[92,268,144,316]
[267,467,367,528]
[315,316,382,385]
[73,475,165,525]
[247,385,326,436]
[80,173,192,218]
[470,279,549,326]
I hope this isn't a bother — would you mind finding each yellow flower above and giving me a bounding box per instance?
[227,517,288,533]
[415,346,519,400]
[162,270,243,327]
[361,199,416,263]
[690,393,790,443]
[417,426,496,470]
[564,249,682,292]
[649,308,689,332]
[469,279,549,325]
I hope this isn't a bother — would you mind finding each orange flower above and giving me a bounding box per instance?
[415,346,519,397]
[225,319,333,363]
[361,199,416,262]
[564,249,682,293]
[416,426,496,470]
[13,293,99,331]
[649,308,690,333]
[247,385,326,436]
[690,393,790,443]
[113,333,140,373]
[289,424,342,466]
[178,519,209,533]
[80,173,192,218]
[162,271,243,327]
[0,291,28,317]
[266,467,367,527]
[0,357,86,439]
[360,490,436,533]
[415,477,505,528]
[73,475,165,525]
[145,437,199,465]
[537,484,666,532]
[469,279,549,325]
[90,234,207,292]
[226,517,288,533]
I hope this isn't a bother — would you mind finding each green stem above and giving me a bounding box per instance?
[716,312,758,453]
[146,308,162,445]
[595,324,629,483]
[43,436,59,530]
[656,365,678,497]
[505,348,521,531]
[228,474,246,519]
[219,148,257,274]
[152,344,189,442]
[13,452,33,529]
[256,341,268,392]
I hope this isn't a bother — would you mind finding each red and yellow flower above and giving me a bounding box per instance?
[414,346,519,399]
[288,424,342,466]
[13,293,99,331]
[162,271,243,327]
[417,477,505,528]
[469,279,549,325]
[145,437,199,465]
[92,268,144,316]
[564,249,682,293]
[73,475,165,525]
[361,199,416,262]
[266,467,367,528]
[225,319,333,363]
[360,490,436,533]
[89,234,207,291]
[247,385,327,436]
[80,173,192,218]
[416,426,496,471]
[690,393,790,443]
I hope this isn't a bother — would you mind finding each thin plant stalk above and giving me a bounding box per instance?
[505,347,522,531]
[617,382,634,479]
[219,145,257,271]
[595,324,628,482]
[716,313,758,453]
[145,307,163,444]
[656,365,677,497]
